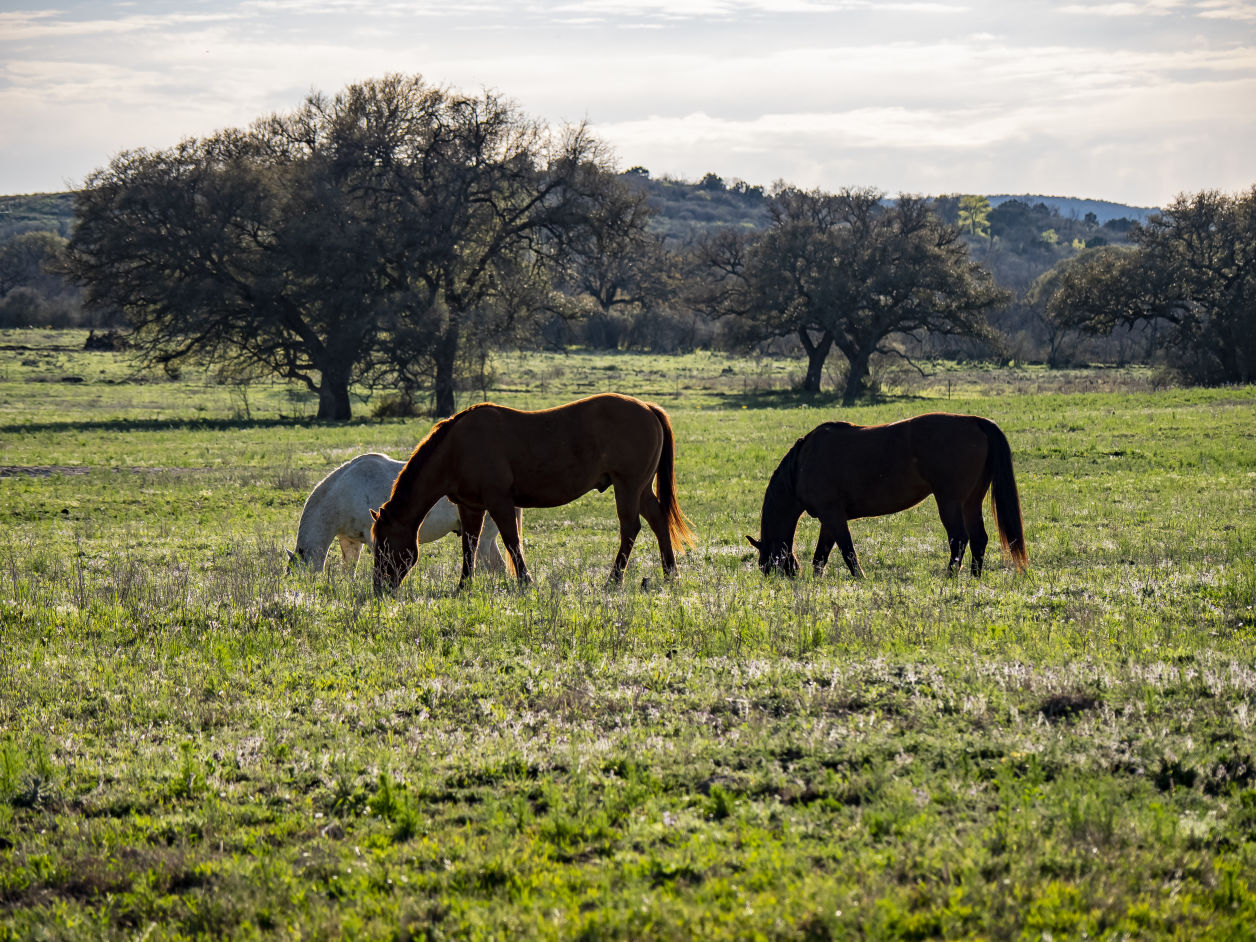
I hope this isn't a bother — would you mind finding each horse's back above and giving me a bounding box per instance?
[438,394,665,507]
[462,394,658,432]
[451,395,662,459]
[798,413,993,517]
[900,414,991,485]
[316,454,404,526]
[799,422,926,517]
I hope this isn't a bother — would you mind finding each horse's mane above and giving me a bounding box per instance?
[815,420,859,434]
[386,404,493,504]
[762,434,807,523]
[762,422,860,528]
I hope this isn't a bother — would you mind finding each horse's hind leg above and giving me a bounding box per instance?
[339,536,363,573]
[963,489,989,577]
[476,513,506,573]
[936,499,968,575]
[639,491,677,579]
[487,500,531,587]
[456,505,486,590]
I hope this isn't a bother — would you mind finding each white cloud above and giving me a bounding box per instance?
[1197,0,1256,21]
[0,0,1253,203]
[0,9,243,40]
[1059,0,1182,15]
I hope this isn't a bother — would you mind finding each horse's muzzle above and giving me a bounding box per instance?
[766,555,799,578]
[372,571,399,596]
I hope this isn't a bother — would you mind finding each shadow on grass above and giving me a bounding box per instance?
[709,388,928,410]
[0,415,387,436]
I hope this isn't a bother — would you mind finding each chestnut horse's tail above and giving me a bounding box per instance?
[977,418,1029,572]
[648,404,696,552]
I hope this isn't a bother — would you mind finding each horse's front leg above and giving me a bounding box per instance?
[812,526,835,576]
[487,500,531,587]
[937,500,968,576]
[456,505,485,591]
[817,514,861,577]
[339,536,364,574]
[609,483,644,585]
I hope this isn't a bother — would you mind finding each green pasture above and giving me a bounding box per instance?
[1,331,1254,939]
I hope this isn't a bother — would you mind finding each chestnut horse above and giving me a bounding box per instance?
[372,393,695,592]
[748,413,1028,578]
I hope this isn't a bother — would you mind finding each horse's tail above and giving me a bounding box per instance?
[648,404,696,552]
[977,418,1028,572]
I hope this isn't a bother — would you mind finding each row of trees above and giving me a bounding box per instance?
[0,230,85,327]
[34,75,1256,415]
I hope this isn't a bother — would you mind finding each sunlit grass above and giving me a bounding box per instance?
[1,330,1254,939]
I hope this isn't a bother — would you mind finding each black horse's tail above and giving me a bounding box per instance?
[648,404,696,551]
[977,418,1029,572]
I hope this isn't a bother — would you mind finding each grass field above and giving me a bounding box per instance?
[2,331,1255,939]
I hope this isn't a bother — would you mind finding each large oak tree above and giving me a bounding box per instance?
[66,75,624,418]
[698,186,1007,404]
[1048,187,1256,385]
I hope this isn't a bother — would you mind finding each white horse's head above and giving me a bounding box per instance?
[286,547,315,574]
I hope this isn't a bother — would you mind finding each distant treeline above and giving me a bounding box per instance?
[0,176,1149,356]
[2,75,1249,415]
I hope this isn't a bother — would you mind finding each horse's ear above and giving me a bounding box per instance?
[286,549,298,563]
[745,535,762,551]
[369,508,380,521]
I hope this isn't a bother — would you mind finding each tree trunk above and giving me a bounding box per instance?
[433,327,459,417]
[799,330,833,393]
[841,349,872,406]
[316,366,352,420]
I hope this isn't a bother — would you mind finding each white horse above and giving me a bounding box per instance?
[289,453,519,575]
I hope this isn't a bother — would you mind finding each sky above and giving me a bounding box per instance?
[2,1,1254,208]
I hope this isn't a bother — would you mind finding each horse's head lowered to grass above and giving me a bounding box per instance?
[749,434,807,577]
[370,506,419,594]
[745,534,800,577]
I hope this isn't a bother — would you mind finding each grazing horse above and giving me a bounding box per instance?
[748,413,1028,578]
[288,453,519,575]
[371,394,695,592]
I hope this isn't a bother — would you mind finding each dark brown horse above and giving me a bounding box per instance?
[748,413,1028,578]
[372,393,695,592]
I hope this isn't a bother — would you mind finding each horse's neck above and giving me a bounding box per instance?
[760,467,803,547]
[386,460,446,531]
[295,498,335,572]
